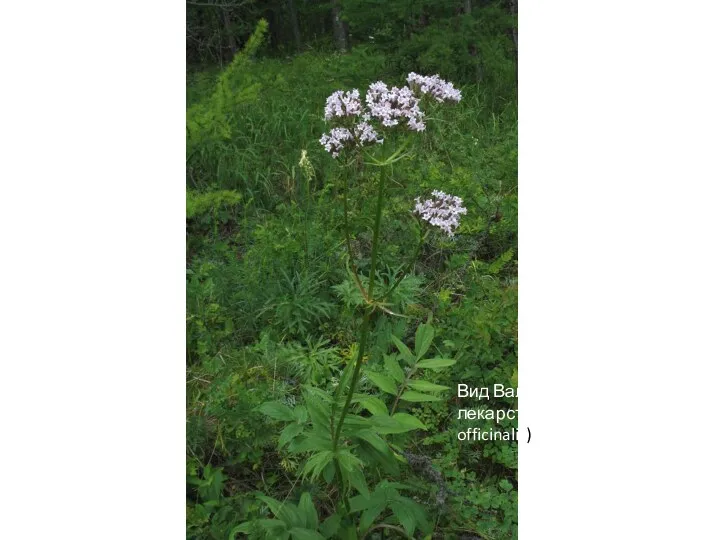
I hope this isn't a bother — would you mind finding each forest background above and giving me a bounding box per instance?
[186,1,518,538]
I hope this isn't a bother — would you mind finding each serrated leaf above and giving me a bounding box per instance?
[414,323,434,359]
[400,390,442,402]
[390,501,416,537]
[408,380,450,392]
[415,357,456,371]
[293,405,308,423]
[366,371,398,395]
[298,493,318,530]
[259,401,295,422]
[390,335,415,364]
[383,354,405,383]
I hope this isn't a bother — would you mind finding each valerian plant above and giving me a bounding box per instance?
[246,74,468,539]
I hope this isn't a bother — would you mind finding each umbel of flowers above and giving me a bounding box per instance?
[319,72,462,159]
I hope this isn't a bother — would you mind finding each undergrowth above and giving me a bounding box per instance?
[187,16,517,540]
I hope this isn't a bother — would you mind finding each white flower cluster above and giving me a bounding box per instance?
[407,72,462,103]
[319,124,383,158]
[324,89,364,120]
[319,73,460,158]
[366,82,426,131]
[414,190,468,237]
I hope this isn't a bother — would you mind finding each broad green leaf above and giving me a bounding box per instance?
[359,502,386,533]
[390,501,416,537]
[302,450,334,481]
[408,380,450,392]
[390,335,415,364]
[228,522,254,539]
[290,432,332,453]
[340,525,358,540]
[414,322,434,359]
[353,429,390,455]
[400,390,441,402]
[336,449,363,473]
[383,354,405,383]
[258,401,295,422]
[257,495,303,528]
[352,395,388,416]
[289,528,325,540]
[298,493,318,530]
[322,460,336,484]
[320,514,341,537]
[365,371,398,395]
[345,465,370,499]
[279,423,304,448]
[415,357,456,371]
[304,395,331,435]
[371,413,426,434]
[293,405,308,423]
[390,413,427,431]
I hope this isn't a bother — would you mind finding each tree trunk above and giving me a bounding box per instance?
[222,8,237,57]
[509,0,518,51]
[287,0,302,50]
[331,0,349,52]
[464,0,472,15]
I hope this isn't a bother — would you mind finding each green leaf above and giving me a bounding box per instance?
[383,354,405,383]
[289,528,325,540]
[352,395,388,416]
[228,522,254,539]
[359,502,386,533]
[390,335,415,364]
[414,322,435,359]
[304,394,331,435]
[320,514,341,537]
[302,451,334,481]
[390,413,427,431]
[353,429,390,455]
[415,357,456,371]
[407,380,450,392]
[322,460,336,484]
[279,423,304,448]
[289,432,332,453]
[257,495,303,528]
[366,371,398,395]
[371,413,426,434]
[298,493,318,530]
[345,465,370,499]
[400,390,442,402]
[390,501,416,537]
[259,401,295,422]
[336,449,363,473]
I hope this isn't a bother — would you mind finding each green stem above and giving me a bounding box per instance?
[332,164,387,450]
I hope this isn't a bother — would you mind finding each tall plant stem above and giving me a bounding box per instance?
[332,163,387,450]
